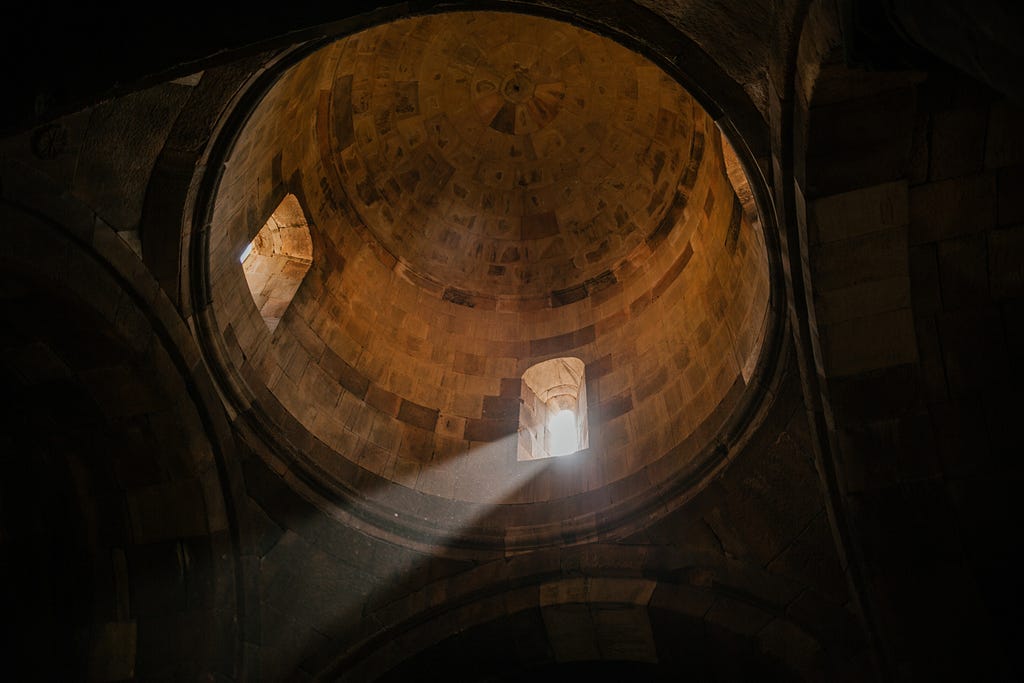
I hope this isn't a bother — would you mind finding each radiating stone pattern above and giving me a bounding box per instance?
[328,12,696,299]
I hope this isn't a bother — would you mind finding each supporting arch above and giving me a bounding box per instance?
[782,0,1024,677]
[0,178,253,679]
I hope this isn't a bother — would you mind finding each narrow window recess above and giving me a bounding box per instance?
[518,357,588,461]
[240,193,313,331]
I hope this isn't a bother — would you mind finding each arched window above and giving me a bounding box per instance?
[518,357,588,461]
[240,193,313,331]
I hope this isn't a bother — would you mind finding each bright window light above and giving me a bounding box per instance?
[548,408,578,457]
[518,357,588,461]
[239,241,255,263]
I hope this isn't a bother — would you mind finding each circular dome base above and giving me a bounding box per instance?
[192,9,781,555]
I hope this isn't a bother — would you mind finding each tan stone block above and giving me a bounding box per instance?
[392,458,420,488]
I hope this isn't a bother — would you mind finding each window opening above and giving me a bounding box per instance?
[239,241,254,263]
[518,357,588,461]
[240,193,313,331]
[548,408,578,457]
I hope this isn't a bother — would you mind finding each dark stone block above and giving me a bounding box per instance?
[499,377,521,397]
[587,354,613,379]
[530,331,575,356]
[585,270,617,295]
[634,366,668,403]
[929,106,988,181]
[573,324,595,347]
[242,457,321,540]
[989,224,1024,300]
[463,417,517,442]
[551,283,587,307]
[481,395,519,421]
[596,392,633,423]
[321,348,370,401]
[910,173,995,245]
[646,193,686,247]
[806,87,916,198]
[937,232,989,309]
[366,384,400,416]
[996,165,1024,226]
[397,398,439,430]
[630,291,652,317]
[938,306,1010,396]
[442,286,476,308]
[829,363,923,423]
[126,541,188,617]
[399,423,435,462]
[520,211,559,240]
[909,243,943,313]
[653,241,694,300]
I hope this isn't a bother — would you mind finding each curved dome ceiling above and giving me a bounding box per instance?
[325,12,697,300]
[199,10,776,553]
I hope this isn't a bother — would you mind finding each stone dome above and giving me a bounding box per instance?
[325,12,701,301]
[201,10,775,552]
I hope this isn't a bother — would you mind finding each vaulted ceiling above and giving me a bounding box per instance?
[1,2,1021,681]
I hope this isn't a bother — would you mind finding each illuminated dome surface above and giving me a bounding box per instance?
[328,12,699,300]
[201,11,774,552]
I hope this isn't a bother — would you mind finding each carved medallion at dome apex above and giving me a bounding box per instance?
[325,12,698,299]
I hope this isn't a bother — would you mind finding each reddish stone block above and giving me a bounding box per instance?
[366,384,400,416]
